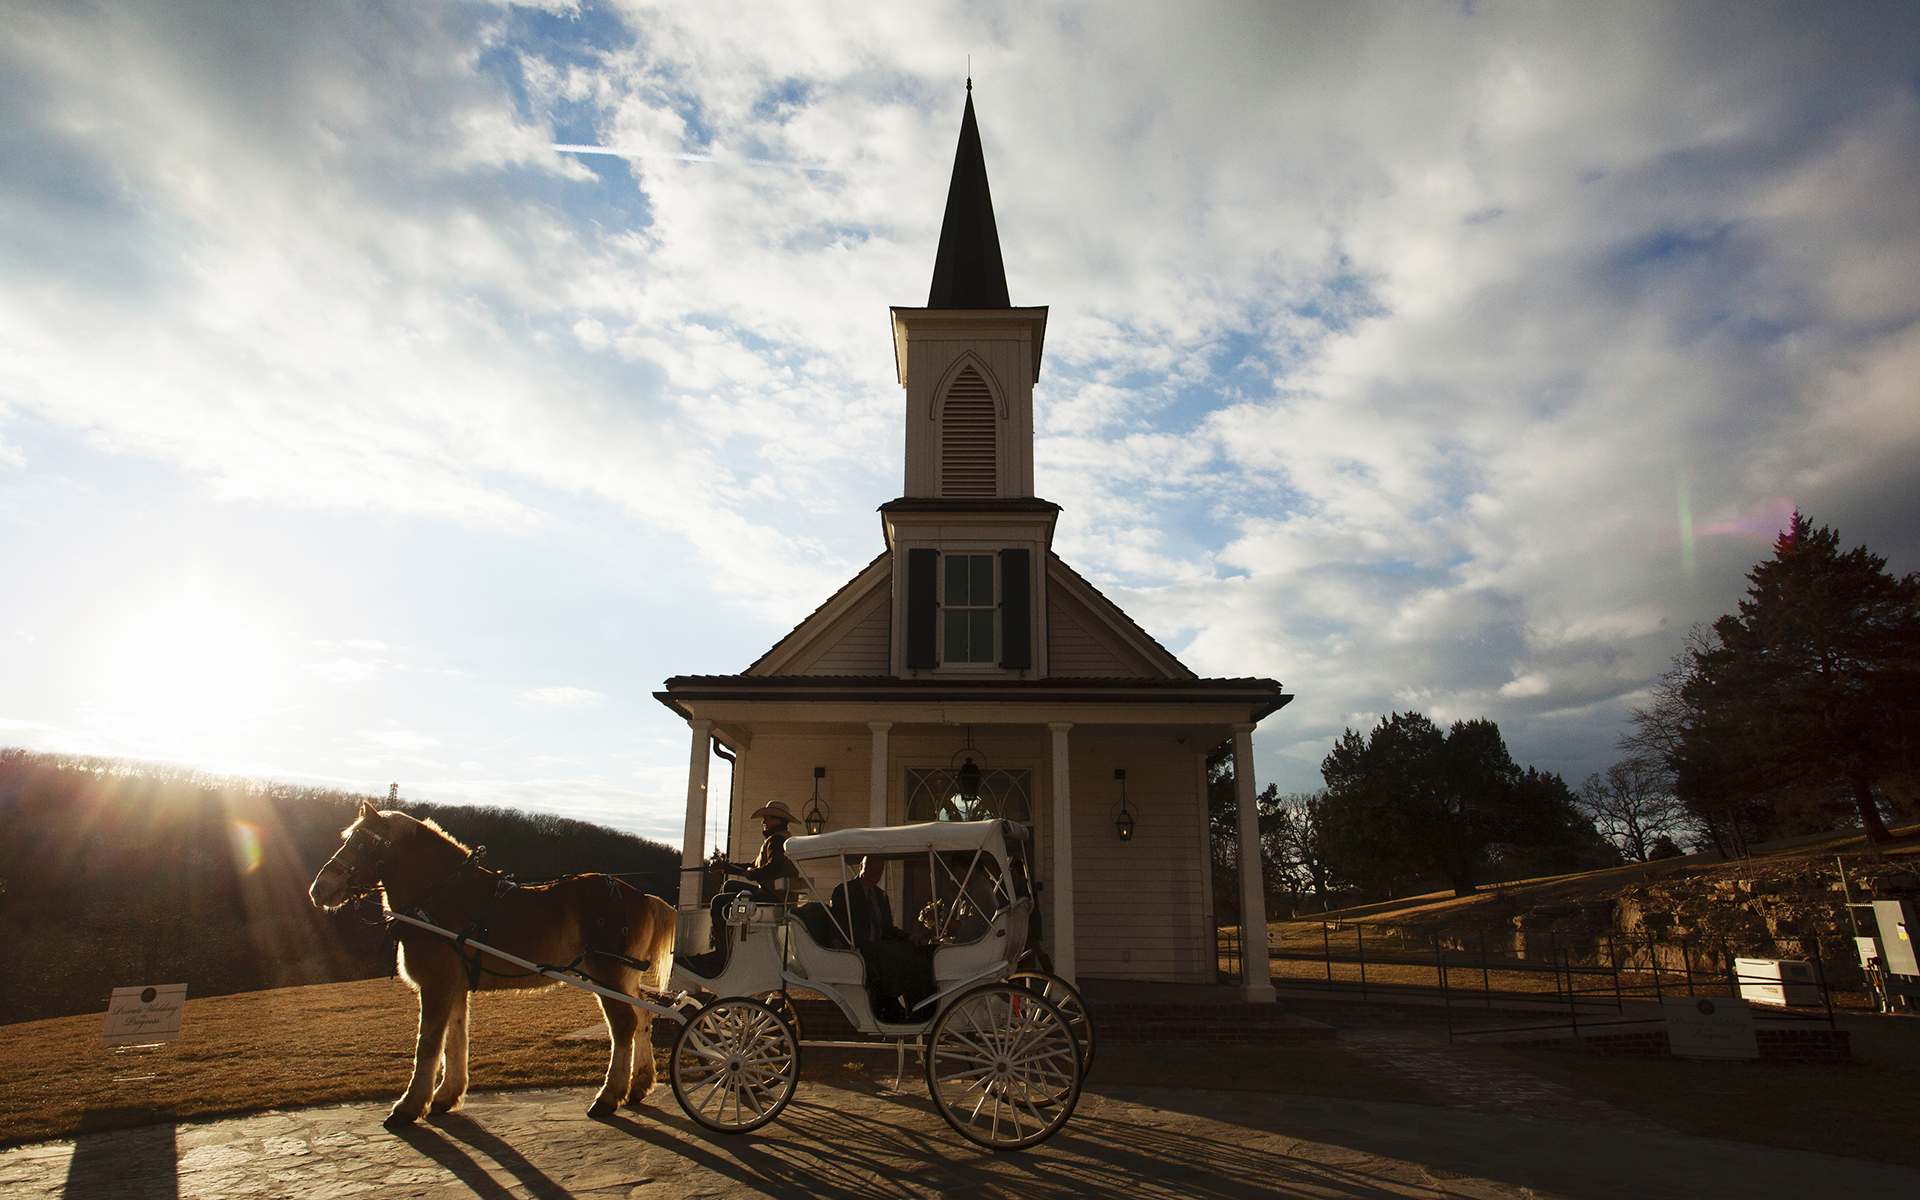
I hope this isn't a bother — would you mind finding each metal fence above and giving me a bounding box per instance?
[1271,922,1842,1041]
[1214,924,1244,985]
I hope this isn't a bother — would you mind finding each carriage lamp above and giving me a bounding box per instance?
[950,727,988,818]
[1113,769,1137,842]
[803,767,828,836]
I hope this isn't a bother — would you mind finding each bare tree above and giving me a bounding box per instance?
[1577,758,1688,862]
[1617,630,1708,767]
[1260,790,1332,913]
[1617,628,1760,857]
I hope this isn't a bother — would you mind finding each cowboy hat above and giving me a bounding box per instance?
[749,800,797,824]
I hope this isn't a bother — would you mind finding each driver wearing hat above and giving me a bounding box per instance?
[702,799,804,958]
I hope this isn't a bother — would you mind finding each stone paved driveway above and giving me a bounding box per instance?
[3,1081,1916,1199]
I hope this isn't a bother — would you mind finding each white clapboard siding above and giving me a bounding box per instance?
[801,597,891,675]
[1070,788,1209,982]
[1047,593,1138,677]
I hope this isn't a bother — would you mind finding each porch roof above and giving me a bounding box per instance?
[654,673,1291,724]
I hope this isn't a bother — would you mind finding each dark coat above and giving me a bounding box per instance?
[829,879,899,947]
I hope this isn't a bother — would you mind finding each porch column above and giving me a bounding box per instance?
[867,721,892,827]
[1049,721,1076,985]
[1232,722,1275,1002]
[1196,748,1215,974]
[679,719,713,912]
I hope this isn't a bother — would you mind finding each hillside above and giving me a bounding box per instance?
[0,750,679,1024]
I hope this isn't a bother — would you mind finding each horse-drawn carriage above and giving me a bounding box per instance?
[670,817,1091,1148]
[311,804,1092,1151]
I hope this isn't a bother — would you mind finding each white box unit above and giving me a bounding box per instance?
[1873,900,1920,976]
[1734,957,1820,1007]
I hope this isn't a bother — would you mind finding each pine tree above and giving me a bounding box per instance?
[1682,512,1920,843]
[1317,713,1589,896]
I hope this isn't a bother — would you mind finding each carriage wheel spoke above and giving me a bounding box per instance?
[670,998,797,1135]
[926,984,1081,1151]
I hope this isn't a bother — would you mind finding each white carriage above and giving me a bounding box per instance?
[664,818,1093,1149]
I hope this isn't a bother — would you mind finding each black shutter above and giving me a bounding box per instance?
[999,549,1030,669]
[906,548,938,669]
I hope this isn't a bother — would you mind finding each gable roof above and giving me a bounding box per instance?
[745,552,891,676]
[1046,553,1197,680]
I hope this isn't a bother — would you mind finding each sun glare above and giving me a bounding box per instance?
[229,821,263,874]
[117,603,269,734]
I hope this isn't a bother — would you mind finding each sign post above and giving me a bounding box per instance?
[103,984,187,1047]
[1661,995,1757,1059]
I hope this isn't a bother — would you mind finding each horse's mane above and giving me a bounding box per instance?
[404,812,470,853]
[344,807,471,854]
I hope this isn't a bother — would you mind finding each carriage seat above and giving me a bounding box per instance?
[784,909,866,986]
[931,898,1030,988]
[792,901,839,949]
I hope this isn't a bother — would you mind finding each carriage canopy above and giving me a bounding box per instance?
[783,818,1027,861]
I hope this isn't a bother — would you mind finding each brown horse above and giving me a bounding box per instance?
[309,800,676,1126]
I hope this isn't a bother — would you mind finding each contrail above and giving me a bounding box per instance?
[552,144,830,173]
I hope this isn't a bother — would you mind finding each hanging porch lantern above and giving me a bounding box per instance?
[949,727,988,820]
[802,766,828,836]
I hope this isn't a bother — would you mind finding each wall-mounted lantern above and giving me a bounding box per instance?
[803,767,828,836]
[1113,768,1136,842]
[950,727,988,819]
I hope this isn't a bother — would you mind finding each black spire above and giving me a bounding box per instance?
[926,88,1011,309]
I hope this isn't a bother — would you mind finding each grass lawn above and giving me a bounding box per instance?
[0,977,676,1147]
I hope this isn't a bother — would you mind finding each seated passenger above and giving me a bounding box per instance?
[828,856,934,1023]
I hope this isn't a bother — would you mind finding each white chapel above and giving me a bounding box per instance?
[656,90,1290,999]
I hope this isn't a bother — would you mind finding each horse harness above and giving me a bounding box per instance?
[345,834,654,991]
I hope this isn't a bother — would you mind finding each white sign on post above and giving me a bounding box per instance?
[1662,995,1758,1059]
[103,984,188,1046]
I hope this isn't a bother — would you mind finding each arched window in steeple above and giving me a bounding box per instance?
[939,366,997,496]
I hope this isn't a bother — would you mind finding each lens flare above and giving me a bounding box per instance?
[229,822,262,875]
[1698,497,1797,543]
[1677,478,1695,578]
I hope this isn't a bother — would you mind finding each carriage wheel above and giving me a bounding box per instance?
[1008,971,1094,1081]
[753,991,801,1041]
[669,997,799,1134]
[925,982,1081,1151]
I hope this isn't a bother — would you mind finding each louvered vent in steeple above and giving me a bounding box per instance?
[939,367,997,496]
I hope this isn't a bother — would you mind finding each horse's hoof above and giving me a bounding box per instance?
[383,1109,419,1130]
[429,1098,463,1115]
[586,1099,616,1119]
[624,1084,658,1109]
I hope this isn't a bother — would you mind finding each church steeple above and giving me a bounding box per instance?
[926,87,1011,309]
[890,87,1047,503]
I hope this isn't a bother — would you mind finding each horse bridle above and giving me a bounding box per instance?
[328,822,393,910]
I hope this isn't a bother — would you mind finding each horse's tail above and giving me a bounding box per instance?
[604,876,676,995]
[641,892,676,995]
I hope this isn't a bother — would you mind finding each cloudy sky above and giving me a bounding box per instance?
[3,1,1916,844]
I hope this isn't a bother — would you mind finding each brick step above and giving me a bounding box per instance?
[1101,1018,1336,1045]
[783,997,1336,1046]
[1275,997,1604,1027]
[1087,1003,1309,1021]
[1484,1025,1850,1061]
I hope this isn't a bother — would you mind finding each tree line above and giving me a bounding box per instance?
[1209,512,1918,914]
[0,750,679,1022]
[1587,513,1919,857]
[1210,715,1614,916]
